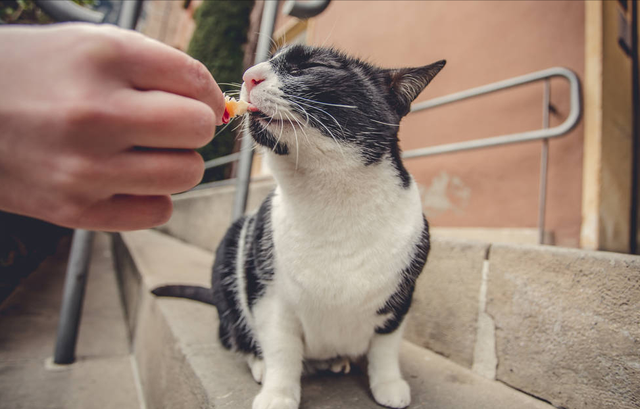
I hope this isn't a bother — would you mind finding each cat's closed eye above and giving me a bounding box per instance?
[289,62,333,76]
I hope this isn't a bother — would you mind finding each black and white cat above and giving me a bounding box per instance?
[153,45,445,409]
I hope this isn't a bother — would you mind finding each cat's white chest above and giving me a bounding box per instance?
[267,166,424,359]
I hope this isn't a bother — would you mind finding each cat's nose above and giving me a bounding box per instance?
[243,63,268,94]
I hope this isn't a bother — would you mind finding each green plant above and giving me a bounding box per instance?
[187,0,254,183]
[0,0,96,24]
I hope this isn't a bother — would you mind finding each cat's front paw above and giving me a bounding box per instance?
[371,378,411,408]
[252,390,299,409]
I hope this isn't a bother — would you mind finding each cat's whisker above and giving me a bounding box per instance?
[270,107,284,154]
[291,99,347,139]
[214,118,235,138]
[320,18,338,48]
[303,110,345,159]
[253,30,279,58]
[287,110,311,147]
[368,118,401,127]
[283,99,311,126]
[218,82,243,88]
[283,111,301,170]
[268,36,279,55]
[230,120,246,133]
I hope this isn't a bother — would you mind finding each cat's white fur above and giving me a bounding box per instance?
[240,62,423,409]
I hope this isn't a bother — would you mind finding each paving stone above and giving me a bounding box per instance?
[158,179,275,251]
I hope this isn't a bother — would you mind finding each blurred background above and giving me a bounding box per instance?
[2,0,638,302]
[138,0,637,253]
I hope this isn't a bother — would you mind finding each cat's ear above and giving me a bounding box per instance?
[386,60,446,117]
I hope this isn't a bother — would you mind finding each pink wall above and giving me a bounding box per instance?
[310,1,585,247]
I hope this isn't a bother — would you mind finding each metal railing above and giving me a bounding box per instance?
[205,67,581,244]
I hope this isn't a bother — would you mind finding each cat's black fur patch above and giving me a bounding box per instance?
[375,217,430,334]
[244,193,276,309]
[211,216,259,354]
[248,114,290,155]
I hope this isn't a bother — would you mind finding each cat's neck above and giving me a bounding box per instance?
[264,148,412,213]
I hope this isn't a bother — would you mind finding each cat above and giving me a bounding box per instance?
[152,45,445,409]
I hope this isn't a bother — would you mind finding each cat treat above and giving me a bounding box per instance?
[222,95,249,124]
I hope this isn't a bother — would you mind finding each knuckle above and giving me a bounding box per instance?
[52,153,100,192]
[75,25,127,63]
[62,102,111,128]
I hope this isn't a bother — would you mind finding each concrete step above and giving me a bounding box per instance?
[116,229,554,409]
[156,181,640,409]
[0,233,142,409]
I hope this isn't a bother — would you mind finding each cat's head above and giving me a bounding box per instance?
[240,45,445,169]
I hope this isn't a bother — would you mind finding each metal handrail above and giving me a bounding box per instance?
[204,66,580,167]
[204,152,241,169]
[283,0,331,19]
[403,67,581,159]
[204,66,581,245]
[33,0,105,23]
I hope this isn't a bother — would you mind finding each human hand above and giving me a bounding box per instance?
[0,23,225,231]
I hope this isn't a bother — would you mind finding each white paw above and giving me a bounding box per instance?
[247,356,265,384]
[252,390,299,409]
[330,357,351,374]
[371,378,411,408]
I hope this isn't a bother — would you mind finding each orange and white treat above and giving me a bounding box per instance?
[222,95,249,124]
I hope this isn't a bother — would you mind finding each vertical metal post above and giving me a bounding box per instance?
[53,230,95,364]
[53,0,143,365]
[117,0,144,31]
[232,0,281,220]
[537,80,550,245]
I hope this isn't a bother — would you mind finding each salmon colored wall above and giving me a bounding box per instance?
[310,1,585,247]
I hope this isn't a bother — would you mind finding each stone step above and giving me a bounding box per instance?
[115,229,554,409]
[155,181,640,409]
[0,234,142,409]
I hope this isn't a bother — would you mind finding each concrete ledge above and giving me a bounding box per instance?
[405,238,489,369]
[162,182,551,251]
[114,229,554,409]
[487,244,640,409]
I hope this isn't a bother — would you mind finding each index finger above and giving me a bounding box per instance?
[113,30,226,125]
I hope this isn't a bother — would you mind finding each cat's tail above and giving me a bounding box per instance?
[151,285,216,306]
